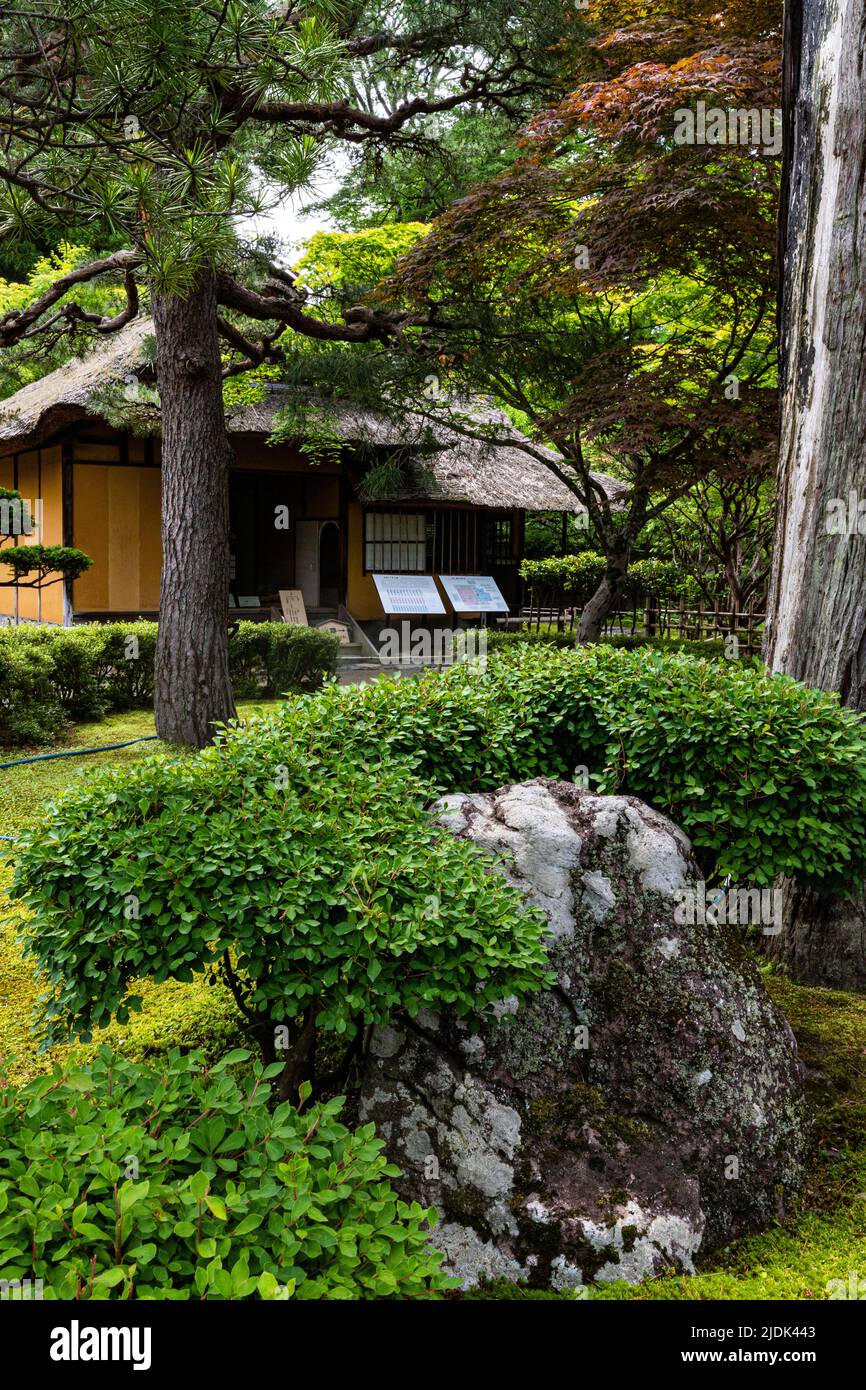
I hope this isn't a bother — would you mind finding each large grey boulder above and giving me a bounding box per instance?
[360,779,808,1291]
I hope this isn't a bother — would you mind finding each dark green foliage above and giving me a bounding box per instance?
[11,645,866,1075]
[0,636,66,746]
[203,645,866,889]
[0,545,92,583]
[1,625,108,721]
[522,512,600,559]
[228,622,340,698]
[88,623,160,709]
[0,621,339,745]
[0,1046,451,1300]
[520,552,607,603]
[482,629,729,660]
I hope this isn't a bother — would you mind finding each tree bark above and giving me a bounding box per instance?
[152,271,237,747]
[578,551,630,642]
[577,494,649,642]
[763,0,866,987]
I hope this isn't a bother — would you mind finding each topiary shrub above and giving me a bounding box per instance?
[626,557,704,603]
[519,552,607,604]
[519,553,705,606]
[11,741,551,1096]
[0,632,66,745]
[227,621,339,697]
[0,1046,451,1300]
[0,543,92,585]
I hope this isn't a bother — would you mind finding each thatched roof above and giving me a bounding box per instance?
[0,317,620,512]
[0,317,155,450]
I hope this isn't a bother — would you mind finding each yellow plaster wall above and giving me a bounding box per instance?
[346,499,381,620]
[72,460,161,612]
[0,446,64,624]
[69,437,334,614]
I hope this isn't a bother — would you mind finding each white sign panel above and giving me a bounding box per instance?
[440,575,509,613]
[373,574,446,615]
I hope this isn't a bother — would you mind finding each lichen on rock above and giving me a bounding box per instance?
[359,779,808,1291]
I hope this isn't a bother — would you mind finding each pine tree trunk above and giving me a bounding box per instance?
[152,271,237,747]
[763,0,866,988]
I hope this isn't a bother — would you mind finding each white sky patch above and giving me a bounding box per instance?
[236,157,346,262]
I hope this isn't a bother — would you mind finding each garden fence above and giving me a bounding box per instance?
[517,592,766,656]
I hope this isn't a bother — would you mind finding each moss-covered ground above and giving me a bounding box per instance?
[2,710,863,1299]
[0,707,258,1084]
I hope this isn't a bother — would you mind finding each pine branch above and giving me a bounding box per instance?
[0,250,140,347]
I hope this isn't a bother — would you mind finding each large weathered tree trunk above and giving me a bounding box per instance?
[763,0,866,988]
[153,271,237,747]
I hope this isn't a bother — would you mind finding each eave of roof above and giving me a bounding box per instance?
[0,317,623,512]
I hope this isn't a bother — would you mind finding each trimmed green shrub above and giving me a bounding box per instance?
[0,620,340,745]
[90,622,159,708]
[0,1046,450,1300]
[0,634,65,745]
[228,621,339,697]
[481,629,729,660]
[603,633,729,658]
[205,645,866,888]
[0,624,107,721]
[627,558,705,603]
[0,543,92,584]
[12,738,551,1085]
[520,552,607,603]
[519,553,705,604]
[12,645,866,1091]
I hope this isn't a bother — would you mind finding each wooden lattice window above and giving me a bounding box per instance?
[364,511,428,572]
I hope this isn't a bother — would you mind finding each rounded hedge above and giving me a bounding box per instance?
[519,553,706,604]
[11,644,866,1068]
[11,733,550,1052]
[211,644,866,889]
[0,621,340,747]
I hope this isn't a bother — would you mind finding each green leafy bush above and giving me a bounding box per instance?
[228,621,339,697]
[204,645,866,888]
[0,544,92,584]
[0,1047,450,1300]
[13,646,866,1087]
[0,624,107,721]
[12,738,550,1082]
[0,635,66,745]
[627,558,704,602]
[0,620,339,745]
[519,552,607,602]
[519,553,703,604]
[481,629,729,660]
[89,622,159,708]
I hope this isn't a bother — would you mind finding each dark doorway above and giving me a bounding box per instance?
[229,471,303,602]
